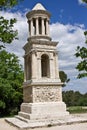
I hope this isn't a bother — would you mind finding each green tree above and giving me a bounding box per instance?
[63,91,75,106]
[0,0,23,49]
[0,0,22,9]
[0,50,23,116]
[75,0,87,78]
[82,0,87,3]
[75,42,87,78]
[0,16,18,49]
[75,21,87,78]
[59,71,70,87]
[63,90,84,107]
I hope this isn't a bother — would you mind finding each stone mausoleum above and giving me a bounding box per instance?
[6,3,69,128]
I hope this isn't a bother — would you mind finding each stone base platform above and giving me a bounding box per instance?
[5,101,70,129]
[5,114,87,129]
[19,102,69,120]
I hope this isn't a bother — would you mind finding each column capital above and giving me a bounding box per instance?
[35,17,39,19]
[28,18,33,21]
[53,51,58,56]
[41,17,45,20]
[31,49,37,56]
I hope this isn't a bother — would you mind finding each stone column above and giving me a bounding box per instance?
[42,18,45,35]
[26,56,29,80]
[30,19,33,36]
[38,58,41,79]
[36,17,39,35]
[28,20,31,36]
[31,51,37,79]
[24,56,26,82]
[50,54,55,79]
[46,19,50,35]
[55,53,59,79]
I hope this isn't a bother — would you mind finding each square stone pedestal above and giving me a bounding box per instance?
[16,83,69,126]
[6,82,69,129]
[19,102,69,120]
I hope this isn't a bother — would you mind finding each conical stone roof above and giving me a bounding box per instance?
[32,3,46,11]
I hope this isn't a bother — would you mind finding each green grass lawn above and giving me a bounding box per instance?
[67,106,87,114]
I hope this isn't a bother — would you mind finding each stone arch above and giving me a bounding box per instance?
[41,54,50,77]
[39,52,51,59]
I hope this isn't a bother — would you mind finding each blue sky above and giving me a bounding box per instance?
[0,0,87,93]
[17,0,87,26]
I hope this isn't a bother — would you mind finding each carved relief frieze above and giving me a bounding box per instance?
[33,86,62,102]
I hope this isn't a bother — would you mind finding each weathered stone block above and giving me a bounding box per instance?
[23,84,62,103]
[19,102,69,120]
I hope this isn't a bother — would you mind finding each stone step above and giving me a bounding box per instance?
[5,117,54,129]
[5,117,29,129]
[5,115,87,129]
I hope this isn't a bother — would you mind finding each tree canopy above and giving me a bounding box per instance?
[0,0,23,9]
[63,90,87,107]
[59,71,70,87]
[0,1,24,116]
[0,50,23,116]
[75,43,87,78]
[82,0,87,3]
[75,1,87,78]
[0,16,18,49]
[0,0,23,49]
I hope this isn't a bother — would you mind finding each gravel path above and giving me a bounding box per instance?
[0,118,17,130]
[0,118,87,130]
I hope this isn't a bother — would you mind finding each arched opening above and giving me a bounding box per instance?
[41,54,50,77]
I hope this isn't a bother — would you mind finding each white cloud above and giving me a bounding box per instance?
[0,10,28,65]
[50,22,86,93]
[50,22,85,70]
[78,0,85,5]
[78,0,83,4]
[0,11,86,93]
